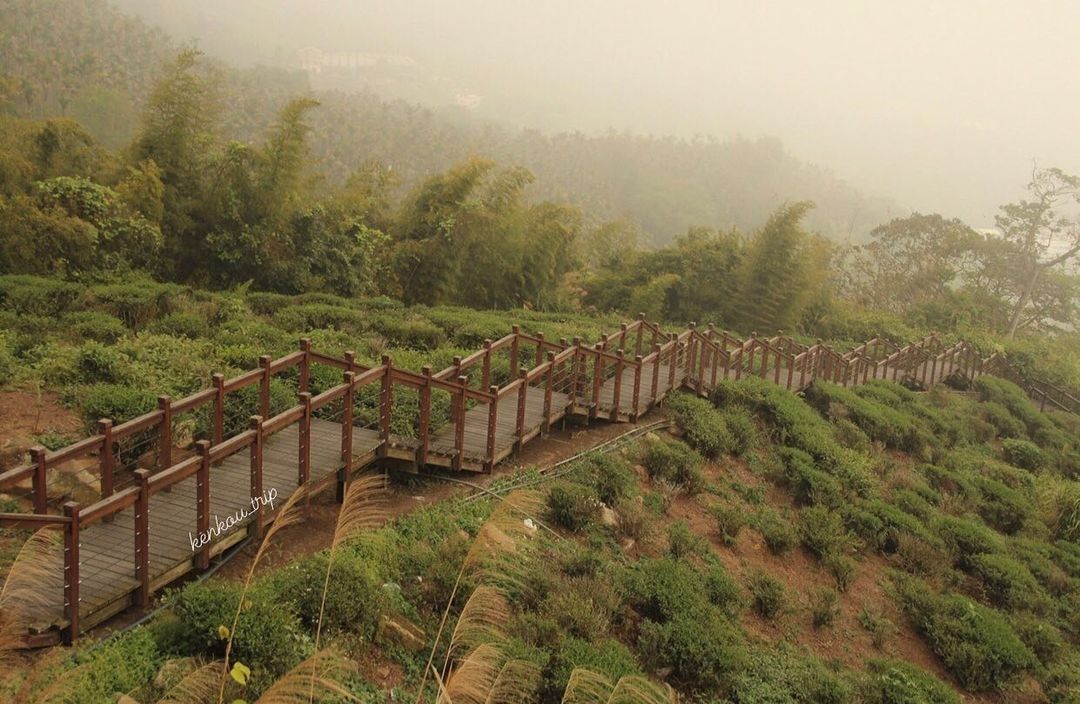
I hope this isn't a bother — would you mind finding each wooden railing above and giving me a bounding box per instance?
[0,314,1074,645]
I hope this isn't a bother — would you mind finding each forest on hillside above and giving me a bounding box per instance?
[0,0,897,242]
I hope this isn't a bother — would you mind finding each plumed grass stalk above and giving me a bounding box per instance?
[255,649,358,704]
[155,659,227,704]
[0,528,62,659]
[309,472,388,702]
[561,669,676,704]
[416,490,544,704]
[217,483,310,704]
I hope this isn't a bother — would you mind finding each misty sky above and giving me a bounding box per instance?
[115,0,1080,227]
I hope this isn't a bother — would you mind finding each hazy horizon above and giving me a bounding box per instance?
[110,0,1080,229]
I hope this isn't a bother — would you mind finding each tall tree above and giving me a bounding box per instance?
[733,201,816,334]
[131,47,220,277]
[996,167,1080,338]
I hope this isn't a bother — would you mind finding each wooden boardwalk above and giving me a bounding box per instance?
[0,317,1073,646]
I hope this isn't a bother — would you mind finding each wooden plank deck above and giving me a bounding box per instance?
[24,419,380,629]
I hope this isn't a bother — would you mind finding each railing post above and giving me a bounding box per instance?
[97,419,114,502]
[418,366,432,466]
[611,349,625,419]
[516,369,528,448]
[249,416,264,539]
[632,355,643,419]
[651,344,661,402]
[509,325,521,379]
[62,501,80,645]
[259,355,272,419]
[133,468,151,607]
[379,356,392,457]
[543,352,555,433]
[481,339,492,389]
[454,375,467,469]
[668,337,679,389]
[340,371,355,502]
[298,392,312,490]
[30,445,47,514]
[299,338,312,393]
[536,332,545,369]
[687,324,698,385]
[570,337,583,407]
[195,440,211,570]
[696,340,707,394]
[344,350,356,373]
[157,396,172,471]
[592,344,604,418]
[212,373,225,445]
[485,385,499,472]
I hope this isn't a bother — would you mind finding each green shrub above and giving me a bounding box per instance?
[542,577,617,640]
[748,570,786,619]
[265,551,387,637]
[897,579,1035,691]
[665,392,734,458]
[933,515,1002,567]
[63,311,127,343]
[0,275,81,316]
[273,304,365,333]
[859,608,895,649]
[87,280,182,328]
[968,553,1050,613]
[799,505,855,559]
[667,520,706,558]
[62,627,161,704]
[74,342,129,383]
[640,434,705,493]
[149,311,209,339]
[712,503,746,546]
[893,489,936,521]
[732,646,852,704]
[1043,652,1080,704]
[720,408,757,455]
[581,453,636,505]
[973,477,1033,535]
[754,507,798,554]
[370,314,446,349]
[861,658,961,704]
[834,417,872,452]
[638,609,745,692]
[613,497,652,541]
[703,563,742,616]
[810,587,839,628]
[547,482,602,532]
[895,534,949,577]
[80,382,157,425]
[165,581,309,691]
[619,557,704,623]
[981,401,1026,439]
[547,637,640,694]
[1001,438,1045,472]
[824,552,857,592]
[1008,613,1064,666]
[780,446,844,508]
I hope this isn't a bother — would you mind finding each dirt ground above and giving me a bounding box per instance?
[0,390,82,471]
[663,455,1036,704]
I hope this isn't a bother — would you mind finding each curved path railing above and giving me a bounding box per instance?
[0,314,1072,646]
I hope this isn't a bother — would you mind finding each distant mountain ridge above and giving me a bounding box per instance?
[0,0,898,242]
